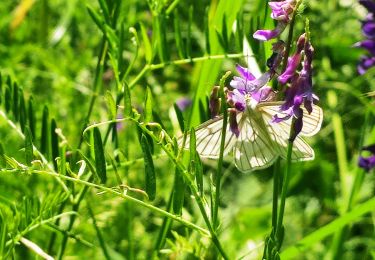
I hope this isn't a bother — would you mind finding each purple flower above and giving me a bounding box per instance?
[175,97,192,111]
[253,0,296,41]
[356,1,375,73]
[273,37,318,141]
[354,39,375,55]
[230,65,271,93]
[360,0,375,13]
[229,108,240,137]
[362,14,375,39]
[278,34,306,84]
[253,22,287,41]
[227,89,246,112]
[358,144,375,171]
[358,55,375,74]
[269,0,295,21]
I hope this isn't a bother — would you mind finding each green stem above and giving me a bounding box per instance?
[212,71,231,230]
[78,39,108,148]
[276,140,293,248]
[272,159,280,229]
[2,168,210,237]
[128,53,244,89]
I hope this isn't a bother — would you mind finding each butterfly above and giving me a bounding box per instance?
[180,102,323,173]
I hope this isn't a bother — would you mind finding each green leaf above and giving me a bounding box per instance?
[19,89,27,133]
[0,73,2,105]
[173,10,186,59]
[0,212,6,258]
[173,167,185,215]
[24,126,33,165]
[140,134,156,201]
[140,22,153,63]
[12,83,19,121]
[281,197,375,259]
[51,119,59,170]
[98,0,110,23]
[173,103,185,132]
[40,106,50,158]
[144,87,153,123]
[189,128,196,164]
[4,86,11,113]
[93,127,107,184]
[204,7,211,55]
[186,6,193,58]
[0,143,5,167]
[199,97,209,123]
[87,5,105,32]
[195,151,203,196]
[123,82,132,117]
[154,13,169,62]
[105,91,116,120]
[28,97,36,139]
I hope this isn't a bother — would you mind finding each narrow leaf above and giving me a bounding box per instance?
[195,151,203,196]
[173,103,185,132]
[98,0,110,23]
[221,14,228,51]
[4,86,11,112]
[0,212,6,257]
[12,83,19,121]
[198,97,209,123]
[24,126,33,165]
[144,87,153,123]
[173,10,186,59]
[40,106,50,158]
[28,97,36,139]
[51,119,59,170]
[154,13,169,62]
[140,22,153,63]
[0,144,5,168]
[19,89,27,132]
[87,5,105,32]
[204,7,211,55]
[140,134,156,201]
[123,82,132,117]
[173,167,185,215]
[93,127,107,183]
[186,6,193,58]
[0,73,2,105]
[105,91,116,120]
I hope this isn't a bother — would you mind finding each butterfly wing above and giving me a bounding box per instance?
[179,116,237,159]
[259,102,323,137]
[234,113,279,172]
[258,102,323,161]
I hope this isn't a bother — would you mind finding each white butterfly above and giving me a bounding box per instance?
[180,102,323,173]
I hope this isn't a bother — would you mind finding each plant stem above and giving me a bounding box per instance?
[128,53,244,89]
[272,159,280,229]
[2,168,210,237]
[276,139,293,248]
[212,71,231,230]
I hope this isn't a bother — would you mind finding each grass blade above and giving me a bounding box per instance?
[140,134,156,201]
[25,126,33,165]
[40,105,50,158]
[93,127,107,183]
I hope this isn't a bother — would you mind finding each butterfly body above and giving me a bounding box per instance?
[181,102,323,173]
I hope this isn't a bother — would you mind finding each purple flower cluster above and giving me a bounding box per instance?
[358,144,375,171]
[355,0,375,74]
[273,34,319,141]
[253,0,296,41]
